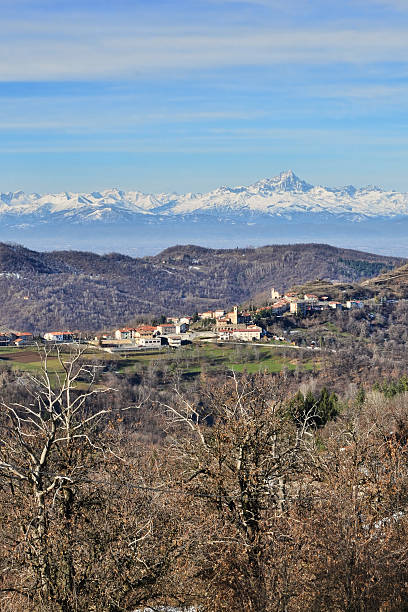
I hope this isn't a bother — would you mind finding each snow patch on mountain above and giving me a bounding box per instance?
[1,170,407,224]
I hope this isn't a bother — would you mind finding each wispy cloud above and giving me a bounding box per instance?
[0,0,407,81]
[0,0,407,192]
[311,83,408,100]
[0,25,407,81]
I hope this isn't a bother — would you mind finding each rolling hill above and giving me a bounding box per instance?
[361,263,408,297]
[0,242,404,332]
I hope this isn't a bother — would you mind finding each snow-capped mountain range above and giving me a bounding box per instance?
[2,170,408,223]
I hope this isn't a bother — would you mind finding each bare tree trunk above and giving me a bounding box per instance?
[34,488,52,610]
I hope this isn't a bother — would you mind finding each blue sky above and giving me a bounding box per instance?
[1,0,408,192]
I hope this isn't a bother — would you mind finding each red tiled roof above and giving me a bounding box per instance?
[218,326,262,332]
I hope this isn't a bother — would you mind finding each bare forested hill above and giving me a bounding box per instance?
[0,242,404,331]
[361,262,408,297]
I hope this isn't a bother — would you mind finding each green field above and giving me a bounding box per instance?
[0,343,319,381]
[111,343,318,377]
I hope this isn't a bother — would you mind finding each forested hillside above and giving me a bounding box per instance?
[0,242,404,331]
[361,262,408,296]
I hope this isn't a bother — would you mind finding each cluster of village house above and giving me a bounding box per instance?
[0,307,264,349]
[0,331,36,347]
[264,288,365,316]
[0,288,368,350]
[112,305,263,347]
[110,290,368,348]
[0,331,75,347]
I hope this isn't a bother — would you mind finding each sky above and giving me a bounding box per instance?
[1,0,408,193]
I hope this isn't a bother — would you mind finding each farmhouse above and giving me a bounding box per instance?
[199,311,215,320]
[134,325,157,338]
[155,324,176,335]
[218,325,262,342]
[16,332,34,341]
[304,294,319,302]
[43,332,74,343]
[290,301,322,315]
[271,300,290,315]
[14,336,32,347]
[115,328,135,340]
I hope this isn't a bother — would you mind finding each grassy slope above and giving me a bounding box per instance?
[0,344,318,378]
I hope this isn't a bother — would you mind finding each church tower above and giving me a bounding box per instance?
[232,305,238,325]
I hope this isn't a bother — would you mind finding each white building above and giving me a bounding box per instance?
[217,331,231,341]
[175,322,189,334]
[218,326,262,342]
[199,311,214,320]
[346,300,364,309]
[231,326,262,341]
[328,301,342,310]
[44,332,74,343]
[155,324,177,335]
[179,317,192,325]
[115,328,134,340]
[304,294,319,302]
[167,335,182,347]
[136,337,162,348]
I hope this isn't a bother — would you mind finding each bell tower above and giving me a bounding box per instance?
[232,305,238,325]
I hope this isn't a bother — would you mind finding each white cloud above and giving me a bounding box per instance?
[311,83,408,99]
[0,107,264,131]
[0,23,407,81]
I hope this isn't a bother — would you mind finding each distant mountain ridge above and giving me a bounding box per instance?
[1,170,407,224]
[0,242,404,331]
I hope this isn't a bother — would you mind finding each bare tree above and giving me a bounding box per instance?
[0,345,199,612]
[292,394,408,611]
[161,372,317,612]
[0,345,121,610]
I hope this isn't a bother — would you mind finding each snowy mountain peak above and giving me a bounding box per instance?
[252,170,313,194]
[0,172,407,223]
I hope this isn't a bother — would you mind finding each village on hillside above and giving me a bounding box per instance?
[0,285,395,353]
